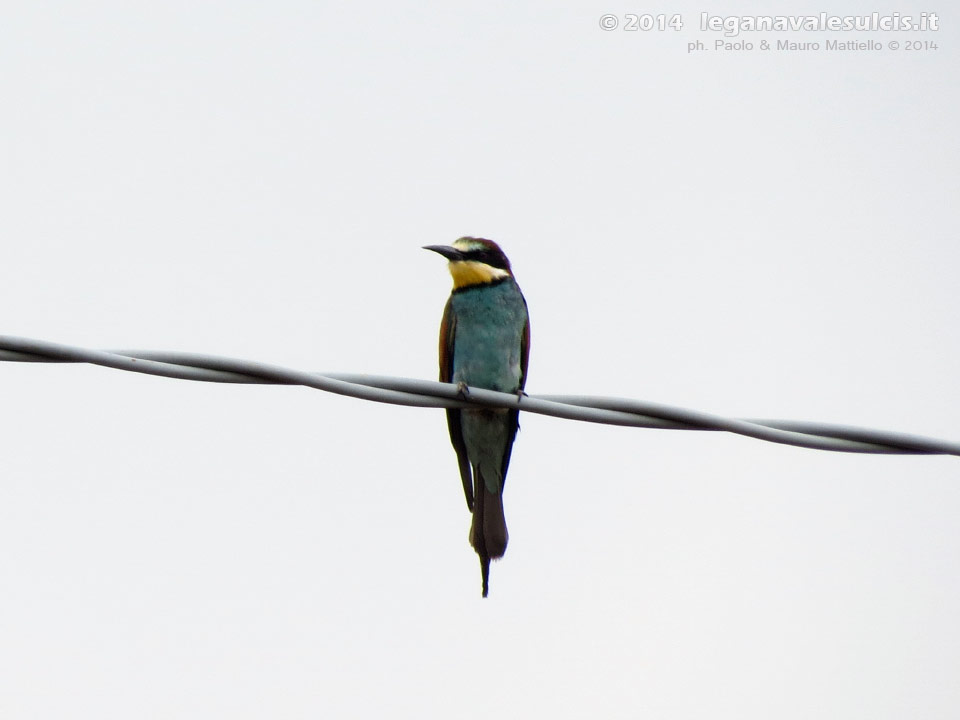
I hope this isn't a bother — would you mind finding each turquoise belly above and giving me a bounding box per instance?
[450,280,526,393]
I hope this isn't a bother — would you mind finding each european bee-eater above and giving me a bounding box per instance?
[424,237,530,598]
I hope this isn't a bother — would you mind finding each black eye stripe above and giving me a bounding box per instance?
[463,249,508,270]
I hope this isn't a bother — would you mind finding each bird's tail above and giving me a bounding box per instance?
[469,468,508,598]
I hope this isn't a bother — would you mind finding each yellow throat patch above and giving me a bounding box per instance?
[447,260,511,289]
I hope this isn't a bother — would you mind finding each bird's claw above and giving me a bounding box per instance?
[456,381,470,398]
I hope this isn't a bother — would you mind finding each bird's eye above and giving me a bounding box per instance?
[474,250,504,268]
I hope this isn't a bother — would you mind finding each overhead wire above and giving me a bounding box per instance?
[2,335,958,457]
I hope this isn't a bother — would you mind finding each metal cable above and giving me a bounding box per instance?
[2,335,958,457]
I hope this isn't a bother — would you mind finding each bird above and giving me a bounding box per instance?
[423,237,530,597]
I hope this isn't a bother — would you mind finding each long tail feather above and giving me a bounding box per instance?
[470,468,508,597]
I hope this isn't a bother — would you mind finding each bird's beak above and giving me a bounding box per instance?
[422,245,466,262]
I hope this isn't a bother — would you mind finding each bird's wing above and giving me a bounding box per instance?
[440,296,474,510]
[519,309,530,391]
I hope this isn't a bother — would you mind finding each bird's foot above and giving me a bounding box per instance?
[456,381,470,399]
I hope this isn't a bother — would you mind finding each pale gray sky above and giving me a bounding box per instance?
[2,2,958,718]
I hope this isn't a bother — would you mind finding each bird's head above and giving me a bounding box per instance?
[423,237,514,289]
